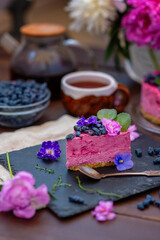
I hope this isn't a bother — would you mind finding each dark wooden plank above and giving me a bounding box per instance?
[0,210,160,240]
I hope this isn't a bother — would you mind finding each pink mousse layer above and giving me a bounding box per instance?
[141,82,160,118]
[66,131,131,168]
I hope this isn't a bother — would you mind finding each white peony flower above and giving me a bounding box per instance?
[65,0,118,35]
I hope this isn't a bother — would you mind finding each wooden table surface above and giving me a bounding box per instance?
[0,47,160,240]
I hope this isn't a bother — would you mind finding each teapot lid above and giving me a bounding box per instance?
[20,23,66,37]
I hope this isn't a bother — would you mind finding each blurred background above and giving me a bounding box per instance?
[0,0,106,48]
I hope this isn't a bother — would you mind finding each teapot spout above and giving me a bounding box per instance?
[0,32,19,54]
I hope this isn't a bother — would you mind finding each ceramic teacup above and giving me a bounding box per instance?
[61,71,130,117]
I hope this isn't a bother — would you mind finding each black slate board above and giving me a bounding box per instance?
[0,133,160,218]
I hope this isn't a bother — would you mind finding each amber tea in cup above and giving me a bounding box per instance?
[61,71,130,117]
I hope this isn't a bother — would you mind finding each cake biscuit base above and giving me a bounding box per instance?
[140,107,160,125]
[68,161,115,171]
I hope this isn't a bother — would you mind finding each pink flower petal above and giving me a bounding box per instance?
[15,171,35,186]
[13,205,36,219]
[32,184,50,209]
[128,124,137,132]
[106,212,116,221]
[130,132,140,141]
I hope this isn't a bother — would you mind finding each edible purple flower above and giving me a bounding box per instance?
[87,117,99,125]
[0,171,50,219]
[91,201,116,222]
[101,118,121,136]
[128,125,140,141]
[76,116,88,126]
[114,153,133,171]
[37,141,61,160]
[76,116,98,127]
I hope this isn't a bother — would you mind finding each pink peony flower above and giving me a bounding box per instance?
[128,125,140,141]
[91,201,116,222]
[0,171,50,219]
[101,118,121,136]
[122,0,160,49]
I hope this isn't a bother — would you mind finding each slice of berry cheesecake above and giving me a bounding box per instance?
[140,71,160,125]
[66,109,131,170]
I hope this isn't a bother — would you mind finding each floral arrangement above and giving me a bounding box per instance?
[66,0,160,70]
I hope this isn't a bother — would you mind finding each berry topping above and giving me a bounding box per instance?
[155,201,160,208]
[148,146,154,156]
[74,125,81,131]
[75,131,81,137]
[143,199,150,208]
[153,156,160,164]
[69,195,84,204]
[144,72,160,88]
[66,133,75,140]
[154,148,160,155]
[135,148,142,157]
[0,79,48,106]
[146,195,155,204]
[137,202,145,210]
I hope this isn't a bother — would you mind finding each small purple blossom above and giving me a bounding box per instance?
[91,201,116,222]
[0,171,50,219]
[37,141,61,161]
[128,125,140,141]
[101,118,121,136]
[114,153,133,171]
[87,117,99,125]
[76,116,98,127]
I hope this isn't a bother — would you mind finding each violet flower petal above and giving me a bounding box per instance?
[116,164,127,171]
[114,153,122,165]
[124,160,134,170]
[122,153,132,162]
[130,132,140,141]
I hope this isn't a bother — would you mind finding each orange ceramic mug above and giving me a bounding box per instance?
[61,71,130,117]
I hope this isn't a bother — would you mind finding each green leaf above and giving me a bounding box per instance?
[0,185,2,191]
[115,112,131,132]
[105,38,117,63]
[97,109,117,120]
[114,48,122,71]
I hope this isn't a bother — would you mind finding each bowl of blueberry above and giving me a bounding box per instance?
[0,79,51,128]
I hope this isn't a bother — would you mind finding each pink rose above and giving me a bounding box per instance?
[0,171,50,219]
[101,118,121,136]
